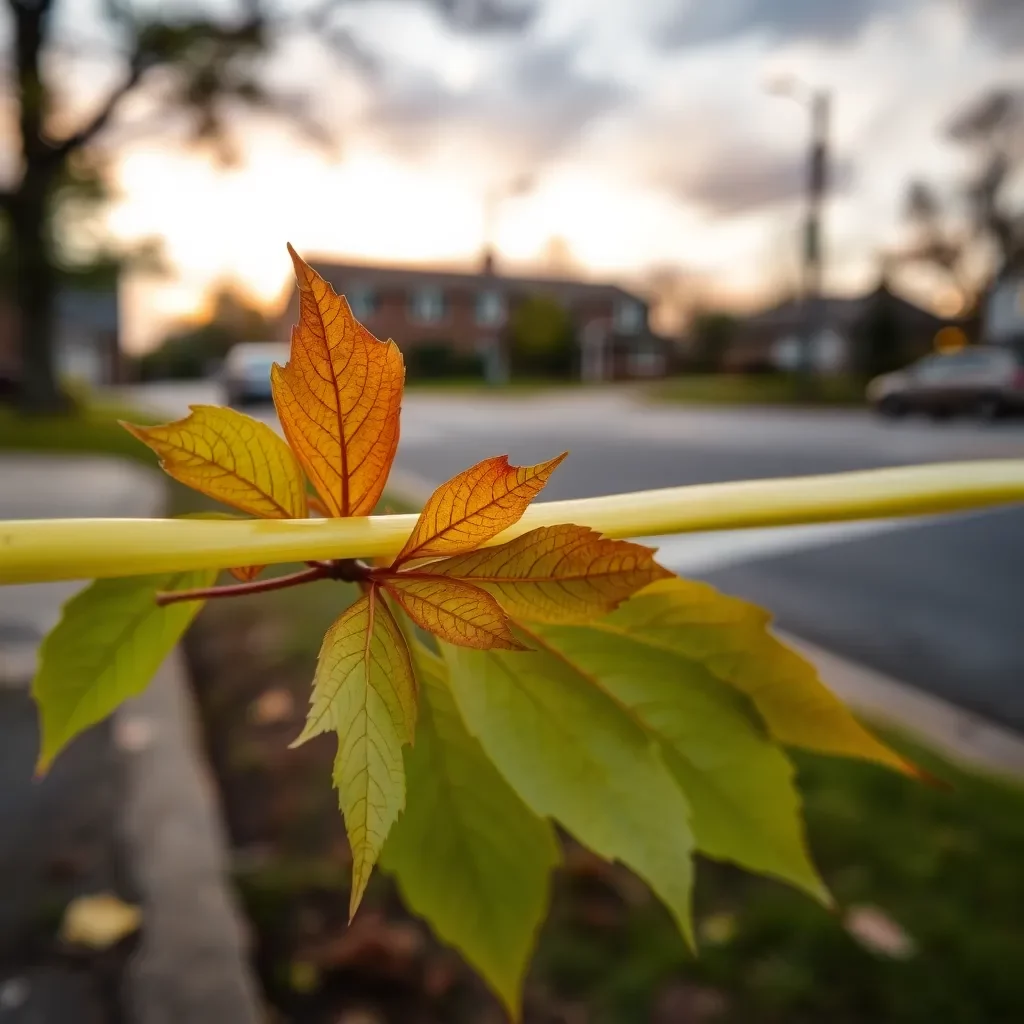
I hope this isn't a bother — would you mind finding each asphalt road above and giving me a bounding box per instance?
[127,383,1024,732]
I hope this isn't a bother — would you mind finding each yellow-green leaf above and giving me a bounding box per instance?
[393,453,566,566]
[122,405,307,519]
[601,578,916,775]
[293,587,417,917]
[32,570,216,774]
[525,621,829,903]
[442,638,696,947]
[427,524,672,622]
[380,574,524,650]
[383,642,558,1017]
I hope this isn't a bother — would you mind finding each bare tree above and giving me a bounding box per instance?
[0,0,535,411]
[0,0,291,410]
[948,88,1024,271]
[899,87,1024,318]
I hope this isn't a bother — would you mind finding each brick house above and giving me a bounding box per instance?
[0,286,121,390]
[279,257,668,381]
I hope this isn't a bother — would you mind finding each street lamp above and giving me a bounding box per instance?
[766,75,831,390]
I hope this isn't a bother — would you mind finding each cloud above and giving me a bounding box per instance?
[963,0,1024,50]
[427,0,536,33]
[654,0,1024,52]
[663,140,854,216]
[363,37,629,168]
[655,0,906,49]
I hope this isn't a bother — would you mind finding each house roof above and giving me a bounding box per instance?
[746,285,951,332]
[307,259,646,307]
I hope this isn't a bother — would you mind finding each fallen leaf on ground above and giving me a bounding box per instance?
[60,893,142,949]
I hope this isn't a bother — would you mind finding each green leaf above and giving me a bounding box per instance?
[383,642,558,1017]
[603,578,917,776]
[293,587,418,918]
[33,570,216,773]
[442,638,696,947]
[527,621,829,904]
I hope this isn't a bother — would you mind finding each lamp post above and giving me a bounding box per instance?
[767,77,831,393]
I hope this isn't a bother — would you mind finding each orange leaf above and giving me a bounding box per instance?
[427,525,674,623]
[381,575,525,650]
[272,244,404,517]
[393,453,566,566]
[122,405,307,519]
[229,565,263,582]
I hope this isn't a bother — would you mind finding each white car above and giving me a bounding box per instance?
[221,342,290,406]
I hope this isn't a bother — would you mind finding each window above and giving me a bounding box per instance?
[409,286,446,324]
[475,289,505,327]
[915,353,969,381]
[614,299,644,335]
[347,285,376,321]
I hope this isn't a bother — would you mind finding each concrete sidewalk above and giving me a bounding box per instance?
[0,455,259,1023]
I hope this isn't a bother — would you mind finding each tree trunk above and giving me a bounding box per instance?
[12,180,64,414]
[10,0,64,414]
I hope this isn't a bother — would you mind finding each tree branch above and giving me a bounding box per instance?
[48,55,147,164]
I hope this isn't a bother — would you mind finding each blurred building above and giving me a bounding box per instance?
[982,260,1024,350]
[0,286,121,390]
[278,257,669,382]
[726,281,955,375]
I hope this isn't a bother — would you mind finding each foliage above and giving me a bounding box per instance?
[0,151,164,295]
[33,569,215,773]
[651,373,865,407]
[24,244,917,1015]
[900,86,1024,314]
[189,571,1024,1024]
[687,312,738,373]
[406,343,486,382]
[3,0,389,410]
[135,288,279,381]
[854,289,905,379]
[383,641,560,1014]
[509,294,575,377]
[0,395,159,462]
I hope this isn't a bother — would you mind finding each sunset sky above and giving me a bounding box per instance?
[32,0,1024,349]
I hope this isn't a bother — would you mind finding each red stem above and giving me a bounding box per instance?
[155,565,329,607]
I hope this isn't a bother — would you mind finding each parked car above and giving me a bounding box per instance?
[221,342,290,406]
[866,346,1024,420]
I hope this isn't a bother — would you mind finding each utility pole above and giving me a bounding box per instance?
[767,77,831,395]
[801,88,830,394]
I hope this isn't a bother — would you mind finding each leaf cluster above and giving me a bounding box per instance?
[29,245,917,1017]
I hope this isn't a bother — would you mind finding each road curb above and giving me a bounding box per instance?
[0,454,262,1022]
[783,631,1024,780]
[118,653,261,1024]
